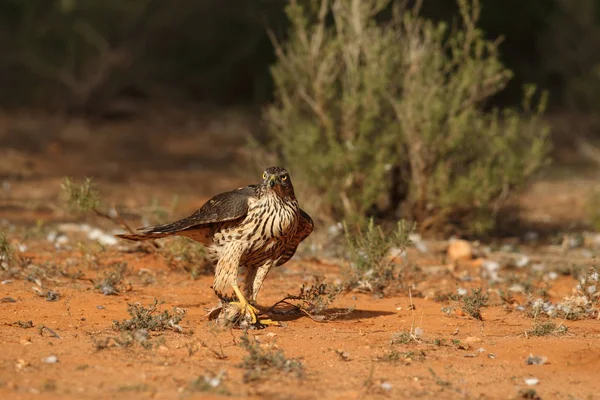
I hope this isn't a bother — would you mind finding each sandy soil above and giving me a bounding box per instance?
[1,112,600,400]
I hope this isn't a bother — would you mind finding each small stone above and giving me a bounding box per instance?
[380,381,393,392]
[524,378,539,386]
[464,336,482,344]
[525,355,547,365]
[515,255,529,268]
[1,297,17,303]
[42,355,58,364]
[96,305,106,309]
[157,345,169,354]
[447,240,473,262]
[15,359,29,370]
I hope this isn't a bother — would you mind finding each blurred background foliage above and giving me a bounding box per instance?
[0,0,599,116]
[1,0,600,235]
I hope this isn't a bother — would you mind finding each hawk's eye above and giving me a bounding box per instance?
[281,175,287,181]
[262,173,267,180]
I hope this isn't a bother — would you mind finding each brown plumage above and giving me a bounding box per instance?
[117,166,313,325]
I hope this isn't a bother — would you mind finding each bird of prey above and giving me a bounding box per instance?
[116,166,314,327]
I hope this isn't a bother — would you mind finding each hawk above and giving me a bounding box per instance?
[117,166,314,327]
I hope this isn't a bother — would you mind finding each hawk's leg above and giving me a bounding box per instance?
[229,283,280,326]
[247,261,279,326]
[212,242,245,300]
[250,261,274,302]
[211,243,276,327]
[229,283,259,324]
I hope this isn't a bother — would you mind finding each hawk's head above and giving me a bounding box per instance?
[262,166,295,199]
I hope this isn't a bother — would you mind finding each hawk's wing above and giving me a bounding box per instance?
[117,185,259,240]
[276,208,314,266]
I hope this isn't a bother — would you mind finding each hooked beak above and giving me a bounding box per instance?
[268,175,276,188]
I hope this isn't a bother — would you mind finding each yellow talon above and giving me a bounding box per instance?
[227,285,280,327]
[230,284,259,324]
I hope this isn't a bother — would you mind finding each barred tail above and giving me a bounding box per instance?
[115,221,183,241]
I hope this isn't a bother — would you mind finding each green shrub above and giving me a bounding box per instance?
[344,219,411,296]
[263,0,549,234]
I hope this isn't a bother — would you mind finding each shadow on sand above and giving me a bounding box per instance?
[265,305,396,323]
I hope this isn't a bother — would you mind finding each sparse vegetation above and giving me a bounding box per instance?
[159,237,211,278]
[61,178,158,251]
[459,288,489,320]
[94,262,129,295]
[527,321,568,337]
[0,233,14,265]
[0,0,598,397]
[187,371,230,395]
[113,299,186,333]
[378,349,426,364]
[517,388,542,400]
[237,333,304,382]
[262,0,549,233]
[117,384,155,393]
[390,330,420,345]
[429,368,451,388]
[0,233,30,278]
[270,278,344,321]
[9,320,34,329]
[62,177,101,213]
[444,288,489,320]
[344,219,411,296]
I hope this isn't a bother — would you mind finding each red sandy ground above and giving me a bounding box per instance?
[1,111,599,399]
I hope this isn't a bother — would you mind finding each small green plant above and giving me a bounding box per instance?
[390,330,419,345]
[527,321,568,337]
[377,349,426,364]
[0,233,29,278]
[459,288,489,320]
[237,333,304,382]
[344,219,411,296]
[270,278,343,321]
[444,288,489,320]
[159,237,210,278]
[0,233,14,263]
[62,177,101,213]
[113,299,186,333]
[95,262,129,295]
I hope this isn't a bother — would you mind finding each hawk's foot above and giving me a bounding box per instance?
[212,285,280,328]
